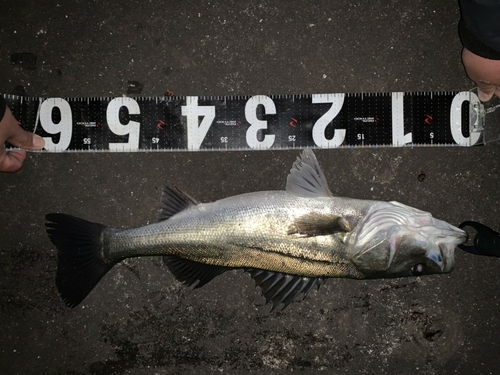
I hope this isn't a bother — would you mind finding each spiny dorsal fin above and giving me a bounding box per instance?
[159,186,199,222]
[286,149,332,198]
[287,212,351,237]
[163,256,231,288]
[245,269,325,311]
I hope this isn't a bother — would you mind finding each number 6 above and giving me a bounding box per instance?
[40,98,73,151]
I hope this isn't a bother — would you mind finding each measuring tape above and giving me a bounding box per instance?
[3,91,492,152]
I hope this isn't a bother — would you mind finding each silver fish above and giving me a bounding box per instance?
[46,149,467,310]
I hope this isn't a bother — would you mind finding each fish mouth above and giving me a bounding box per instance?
[429,227,468,273]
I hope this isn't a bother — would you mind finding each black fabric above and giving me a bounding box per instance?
[0,95,6,122]
[458,0,500,60]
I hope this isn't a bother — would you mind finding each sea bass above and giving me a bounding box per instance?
[46,149,467,310]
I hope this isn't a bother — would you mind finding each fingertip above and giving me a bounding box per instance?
[8,126,45,151]
[478,89,494,102]
[33,134,45,149]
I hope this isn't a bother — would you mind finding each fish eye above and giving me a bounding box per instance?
[411,263,425,276]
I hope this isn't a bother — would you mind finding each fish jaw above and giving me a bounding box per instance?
[420,218,468,273]
[347,201,467,278]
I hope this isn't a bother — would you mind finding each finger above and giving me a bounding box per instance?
[7,125,45,150]
[0,108,45,150]
[477,82,496,102]
[461,48,500,101]
[495,87,500,100]
[0,148,27,173]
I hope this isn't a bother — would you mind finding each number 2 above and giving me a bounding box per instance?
[311,94,345,148]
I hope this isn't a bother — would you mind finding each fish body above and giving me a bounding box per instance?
[106,192,372,279]
[46,150,467,309]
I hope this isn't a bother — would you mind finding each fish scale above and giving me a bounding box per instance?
[107,192,366,269]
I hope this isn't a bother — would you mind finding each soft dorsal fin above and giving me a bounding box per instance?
[158,186,200,222]
[245,269,325,311]
[286,149,332,198]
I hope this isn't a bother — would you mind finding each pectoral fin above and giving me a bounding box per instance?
[288,213,351,237]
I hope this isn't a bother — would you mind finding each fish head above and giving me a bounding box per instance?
[349,201,467,278]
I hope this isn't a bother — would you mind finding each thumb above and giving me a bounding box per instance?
[477,82,496,102]
[7,126,45,150]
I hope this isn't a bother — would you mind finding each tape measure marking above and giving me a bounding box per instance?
[3,91,482,152]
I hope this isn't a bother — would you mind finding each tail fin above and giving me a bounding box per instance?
[45,213,117,308]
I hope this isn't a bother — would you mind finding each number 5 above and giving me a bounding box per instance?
[107,97,140,151]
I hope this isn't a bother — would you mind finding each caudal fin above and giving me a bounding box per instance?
[45,213,117,308]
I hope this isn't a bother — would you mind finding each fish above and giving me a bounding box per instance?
[46,149,467,310]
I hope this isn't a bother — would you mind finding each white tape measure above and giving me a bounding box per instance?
[3,91,496,152]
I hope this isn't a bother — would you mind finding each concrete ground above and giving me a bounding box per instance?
[1,1,500,374]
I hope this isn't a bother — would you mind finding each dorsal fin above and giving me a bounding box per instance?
[158,186,199,222]
[245,269,325,311]
[286,149,332,198]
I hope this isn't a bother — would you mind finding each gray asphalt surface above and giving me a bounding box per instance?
[1,1,500,374]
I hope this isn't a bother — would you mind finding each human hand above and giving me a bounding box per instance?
[0,106,45,172]
[462,47,500,102]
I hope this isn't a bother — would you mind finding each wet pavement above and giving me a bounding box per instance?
[1,1,500,374]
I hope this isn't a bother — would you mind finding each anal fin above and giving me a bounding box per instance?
[245,269,325,311]
[163,256,231,288]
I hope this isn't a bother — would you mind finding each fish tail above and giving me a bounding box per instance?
[45,213,117,308]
